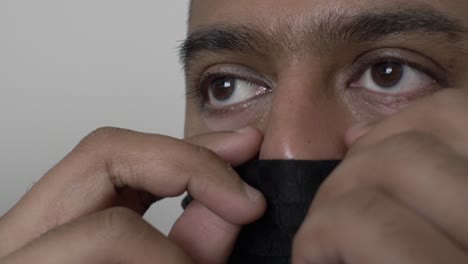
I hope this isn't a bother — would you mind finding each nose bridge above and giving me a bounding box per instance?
[259,76,347,160]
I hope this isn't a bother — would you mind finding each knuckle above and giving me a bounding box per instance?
[194,145,218,161]
[190,145,225,171]
[77,127,129,152]
[95,207,146,241]
[188,144,240,192]
[86,126,123,142]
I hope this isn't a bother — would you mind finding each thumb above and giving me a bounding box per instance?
[170,126,266,263]
[169,200,243,264]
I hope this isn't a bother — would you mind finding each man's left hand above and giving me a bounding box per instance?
[293,88,468,263]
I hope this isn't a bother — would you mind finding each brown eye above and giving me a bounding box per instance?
[350,61,435,95]
[371,62,404,88]
[210,78,236,101]
[206,77,270,108]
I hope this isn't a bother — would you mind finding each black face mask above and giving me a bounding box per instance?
[182,160,341,264]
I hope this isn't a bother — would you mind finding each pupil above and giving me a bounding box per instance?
[211,78,236,101]
[371,62,404,88]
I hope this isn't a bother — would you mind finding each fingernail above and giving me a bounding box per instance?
[243,183,263,202]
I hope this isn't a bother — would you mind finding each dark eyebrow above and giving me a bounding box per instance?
[179,24,268,67]
[179,7,467,68]
[322,7,466,45]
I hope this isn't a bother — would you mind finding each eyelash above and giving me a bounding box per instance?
[186,72,269,107]
[347,56,447,87]
[187,56,449,108]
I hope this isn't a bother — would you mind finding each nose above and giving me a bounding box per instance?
[259,73,349,160]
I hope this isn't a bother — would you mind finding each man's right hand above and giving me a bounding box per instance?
[0,126,266,264]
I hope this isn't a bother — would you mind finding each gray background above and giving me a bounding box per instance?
[0,0,189,234]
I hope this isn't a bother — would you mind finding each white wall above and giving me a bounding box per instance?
[0,0,189,235]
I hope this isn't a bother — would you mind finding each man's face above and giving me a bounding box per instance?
[182,0,468,160]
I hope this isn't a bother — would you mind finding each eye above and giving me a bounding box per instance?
[350,62,436,94]
[206,77,269,108]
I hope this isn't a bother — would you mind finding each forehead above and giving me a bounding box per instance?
[189,0,465,31]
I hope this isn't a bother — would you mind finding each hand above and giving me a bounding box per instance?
[0,127,266,263]
[293,88,468,263]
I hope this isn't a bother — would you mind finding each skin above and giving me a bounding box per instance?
[2,0,468,263]
[185,0,468,263]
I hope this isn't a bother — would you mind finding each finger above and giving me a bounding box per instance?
[169,127,267,264]
[169,201,241,264]
[293,188,468,264]
[186,126,263,166]
[344,121,373,147]
[0,126,265,256]
[346,89,468,157]
[113,126,265,213]
[1,207,193,264]
[314,131,468,250]
[115,126,262,214]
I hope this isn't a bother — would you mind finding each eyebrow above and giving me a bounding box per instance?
[179,7,467,67]
[179,24,269,67]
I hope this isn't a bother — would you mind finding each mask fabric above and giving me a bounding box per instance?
[182,160,341,264]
